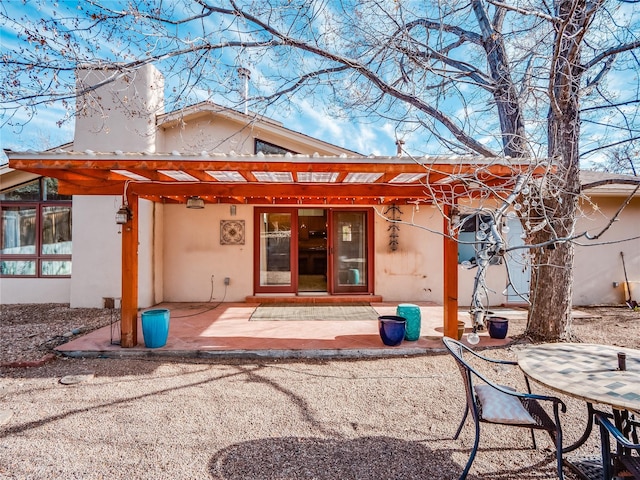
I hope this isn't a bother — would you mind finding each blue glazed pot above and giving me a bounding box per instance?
[487,317,509,339]
[378,315,406,346]
[141,309,170,348]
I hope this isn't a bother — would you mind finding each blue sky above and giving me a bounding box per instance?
[0,1,402,163]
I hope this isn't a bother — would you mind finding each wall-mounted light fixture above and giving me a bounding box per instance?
[115,205,132,225]
[186,196,205,209]
[230,204,237,216]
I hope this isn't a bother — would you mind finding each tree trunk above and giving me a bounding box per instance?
[527,190,578,341]
[471,1,528,158]
[526,0,590,341]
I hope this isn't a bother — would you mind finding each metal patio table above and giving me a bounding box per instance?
[517,343,640,480]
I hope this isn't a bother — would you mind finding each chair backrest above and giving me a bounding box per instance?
[442,337,478,418]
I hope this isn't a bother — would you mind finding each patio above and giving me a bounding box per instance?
[55,302,525,359]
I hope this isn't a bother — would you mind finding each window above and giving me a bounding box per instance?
[1,178,72,277]
[255,139,297,155]
[458,214,501,266]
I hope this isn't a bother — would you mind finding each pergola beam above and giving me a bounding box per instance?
[6,151,546,349]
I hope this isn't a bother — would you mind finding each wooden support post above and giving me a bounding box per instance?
[120,194,139,348]
[443,204,459,339]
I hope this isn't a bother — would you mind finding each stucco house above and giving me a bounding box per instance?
[2,64,639,345]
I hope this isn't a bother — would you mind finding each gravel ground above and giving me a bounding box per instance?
[0,304,638,479]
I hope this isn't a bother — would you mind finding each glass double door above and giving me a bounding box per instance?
[255,208,371,294]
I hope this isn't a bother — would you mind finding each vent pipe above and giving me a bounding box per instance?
[237,67,251,115]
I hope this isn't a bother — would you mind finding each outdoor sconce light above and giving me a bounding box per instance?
[115,205,132,225]
[186,196,205,209]
[230,204,237,216]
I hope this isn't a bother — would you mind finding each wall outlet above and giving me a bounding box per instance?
[224,277,230,285]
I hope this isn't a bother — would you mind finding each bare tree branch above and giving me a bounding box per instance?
[486,0,560,23]
[582,40,640,72]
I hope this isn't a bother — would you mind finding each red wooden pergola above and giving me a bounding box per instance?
[7,150,545,347]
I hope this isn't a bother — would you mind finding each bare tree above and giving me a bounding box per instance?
[1,0,639,340]
[594,145,639,176]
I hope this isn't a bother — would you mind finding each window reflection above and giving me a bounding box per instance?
[0,177,72,277]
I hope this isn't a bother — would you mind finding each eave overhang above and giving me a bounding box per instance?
[6,150,550,205]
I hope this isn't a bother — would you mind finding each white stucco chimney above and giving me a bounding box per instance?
[73,64,165,152]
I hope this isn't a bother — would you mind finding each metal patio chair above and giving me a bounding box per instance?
[595,412,640,479]
[442,337,566,479]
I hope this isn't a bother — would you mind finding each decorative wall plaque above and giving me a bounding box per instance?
[220,220,245,245]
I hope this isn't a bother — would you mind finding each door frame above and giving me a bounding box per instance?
[253,207,299,294]
[253,207,374,295]
[328,208,375,294]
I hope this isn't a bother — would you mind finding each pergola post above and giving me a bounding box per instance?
[443,203,459,339]
[120,193,139,348]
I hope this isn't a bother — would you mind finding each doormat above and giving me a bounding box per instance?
[250,303,379,321]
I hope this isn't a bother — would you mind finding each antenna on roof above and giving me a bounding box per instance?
[237,67,251,115]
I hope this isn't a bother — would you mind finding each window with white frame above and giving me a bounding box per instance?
[0,178,72,277]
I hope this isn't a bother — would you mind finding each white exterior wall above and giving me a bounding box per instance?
[373,206,442,302]
[152,203,164,305]
[160,116,257,154]
[573,195,640,305]
[69,196,123,307]
[162,204,253,302]
[4,192,636,307]
[373,205,507,306]
[137,199,157,308]
[74,65,164,152]
[1,278,71,304]
[68,196,157,308]
[159,111,353,156]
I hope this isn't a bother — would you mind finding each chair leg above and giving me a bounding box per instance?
[555,427,564,480]
[599,422,613,480]
[460,420,480,480]
[529,427,537,449]
[454,406,469,440]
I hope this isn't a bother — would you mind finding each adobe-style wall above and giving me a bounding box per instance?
[158,108,355,156]
[158,202,509,306]
[574,195,640,305]
[66,64,166,308]
[74,65,164,152]
[69,196,157,308]
[1,278,71,303]
[162,204,253,302]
